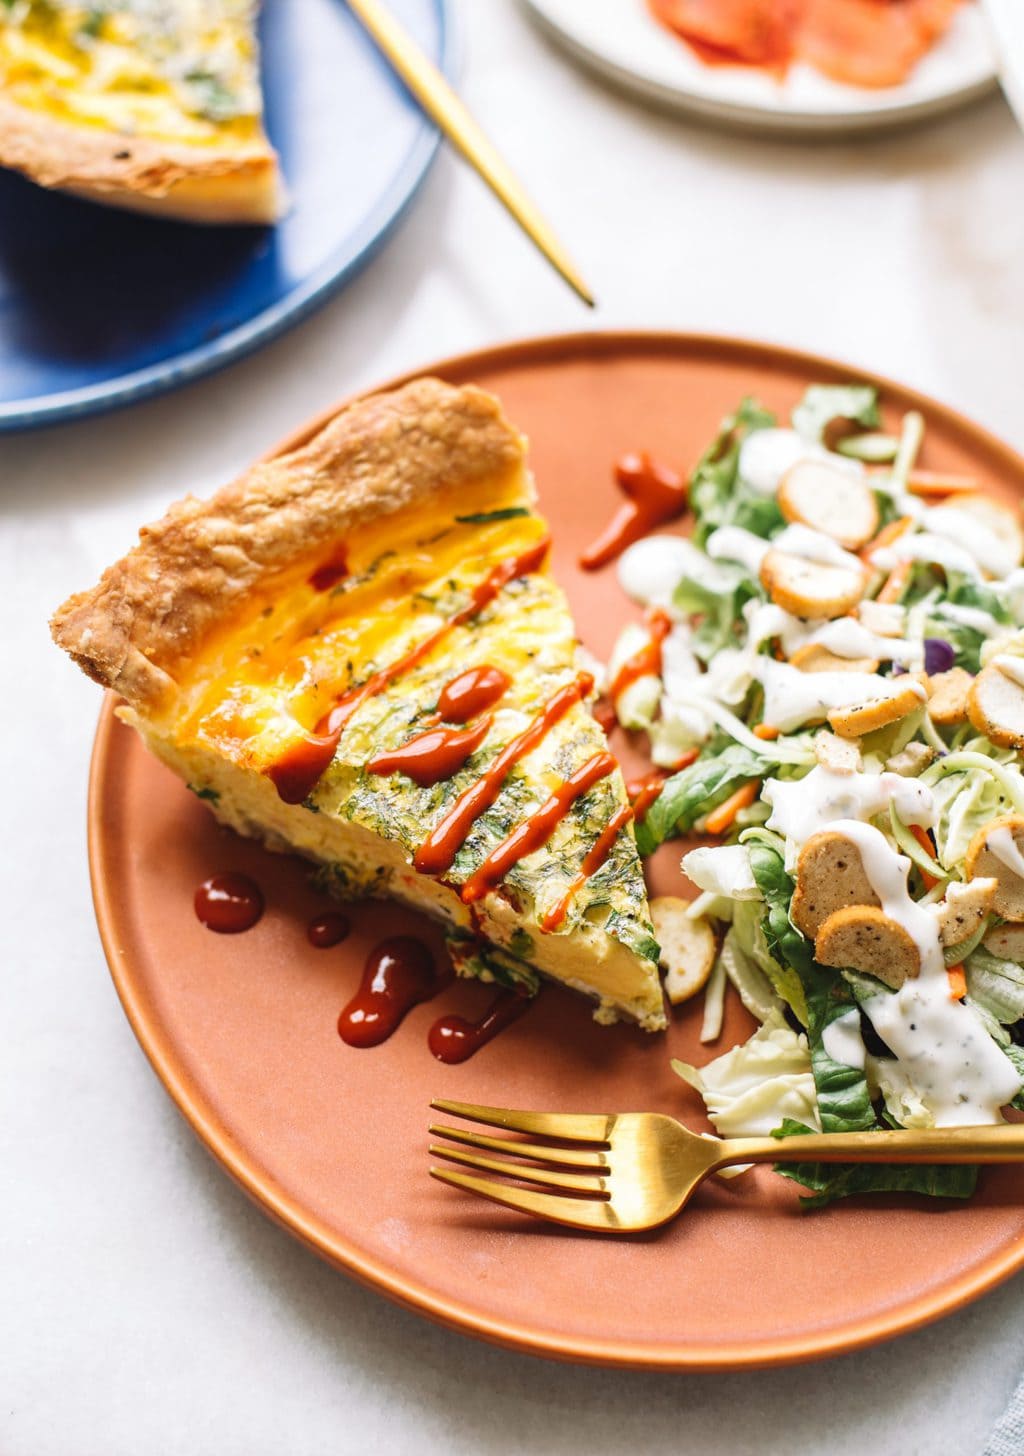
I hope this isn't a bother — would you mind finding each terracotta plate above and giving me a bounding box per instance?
[89,332,1024,1370]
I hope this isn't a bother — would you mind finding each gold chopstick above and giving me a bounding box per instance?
[347,0,595,308]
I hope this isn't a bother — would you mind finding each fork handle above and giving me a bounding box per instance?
[711,1122,1024,1169]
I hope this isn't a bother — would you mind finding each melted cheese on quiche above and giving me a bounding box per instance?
[0,0,264,145]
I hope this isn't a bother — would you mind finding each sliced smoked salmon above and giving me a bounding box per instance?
[648,0,964,89]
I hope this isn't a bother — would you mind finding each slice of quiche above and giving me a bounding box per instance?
[52,378,667,1031]
[0,1,281,223]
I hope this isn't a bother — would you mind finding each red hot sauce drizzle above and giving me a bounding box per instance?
[414,673,594,877]
[626,746,699,824]
[268,538,550,806]
[194,874,264,933]
[607,607,673,701]
[428,988,532,1064]
[592,698,617,735]
[308,912,351,948]
[541,802,633,932]
[367,715,493,788]
[436,664,511,722]
[627,771,668,824]
[338,936,441,1049]
[460,751,617,905]
[580,453,688,570]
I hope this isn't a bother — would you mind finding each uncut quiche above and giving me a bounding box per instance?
[0,0,281,223]
[52,379,667,1031]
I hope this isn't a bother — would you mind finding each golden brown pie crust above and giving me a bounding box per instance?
[0,94,283,223]
[50,379,530,710]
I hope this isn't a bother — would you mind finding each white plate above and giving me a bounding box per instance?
[522,0,998,136]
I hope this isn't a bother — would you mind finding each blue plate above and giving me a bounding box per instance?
[0,0,453,431]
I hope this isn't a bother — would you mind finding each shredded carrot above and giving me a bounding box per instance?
[704,780,760,835]
[947,964,967,1001]
[909,824,939,891]
[753,723,780,741]
[877,559,912,604]
[861,514,913,560]
[672,748,700,771]
[907,470,977,499]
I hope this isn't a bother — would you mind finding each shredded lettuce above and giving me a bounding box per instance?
[966,947,1024,1025]
[926,762,1020,870]
[682,844,760,900]
[717,924,783,1022]
[673,560,759,662]
[791,384,880,444]
[672,1013,819,1139]
[635,743,775,855]
[732,899,808,1024]
[688,398,779,546]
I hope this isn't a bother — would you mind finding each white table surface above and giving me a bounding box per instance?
[6,4,1024,1452]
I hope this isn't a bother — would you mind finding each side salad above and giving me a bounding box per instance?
[609,382,1024,1206]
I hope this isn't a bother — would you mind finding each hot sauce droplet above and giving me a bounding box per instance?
[266,729,342,806]
[194,874,264,934]
[428,988,532,1064]
[308,912,351,948]
[580,453,688,571]
[436,665,511,722]
[367,715,493,788]
[338,937,438,1049]
[309,548,349,592]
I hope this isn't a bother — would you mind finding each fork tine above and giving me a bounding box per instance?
[428,1123,609,1169]
[430,1098,612,1144]
[429,1143,609,1194]
[430,1167,617,1231]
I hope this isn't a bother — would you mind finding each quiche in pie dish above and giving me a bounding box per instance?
[0,0,281,223]
[52,378,667,1031]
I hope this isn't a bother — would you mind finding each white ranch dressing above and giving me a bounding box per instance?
[755,659,925,734]
[987,825,1024,882]
[865,988,1021,1126]
[706,525,770,576]
[935,601,1004,635]
[925,505,1020,580]
[772,523,863,573]
[763,766,935,848]
[616,535,695,607]
[824,820,1020,1124]
[822,1009,867,1071]
[995,568,1024,623]
[742,600,810,658]
[872,533,982,580]
[738,428,810,496]
[806,616,923,668]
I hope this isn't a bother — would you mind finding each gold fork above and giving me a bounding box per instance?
[429,1099,1024,1232]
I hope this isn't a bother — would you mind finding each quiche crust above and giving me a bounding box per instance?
[0,92,282,223]
[52,379,529,711]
